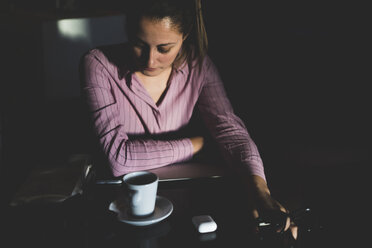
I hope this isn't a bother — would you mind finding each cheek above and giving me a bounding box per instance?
[160,51,179,65]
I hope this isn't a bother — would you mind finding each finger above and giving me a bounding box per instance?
[276,199,288,213]
[284,216,291,232]
[252,209,259,219]
[280,207,290,232]
[290,224,298,240]
[279,204,287,213]
[250,209,260,233]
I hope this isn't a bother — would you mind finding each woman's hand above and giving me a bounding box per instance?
[248,175,298,240]
[190,136,204,154]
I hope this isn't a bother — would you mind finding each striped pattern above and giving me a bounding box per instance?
[81,44,265,180]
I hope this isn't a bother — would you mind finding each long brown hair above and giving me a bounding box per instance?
[126,0,208,70]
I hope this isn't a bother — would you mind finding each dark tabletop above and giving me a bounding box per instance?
[2,165,369,248]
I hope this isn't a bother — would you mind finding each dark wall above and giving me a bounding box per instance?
[204,1,370,155]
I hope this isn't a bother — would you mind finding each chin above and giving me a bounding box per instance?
[142,70,160,77]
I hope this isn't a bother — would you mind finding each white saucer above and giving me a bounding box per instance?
[109,196,173,226]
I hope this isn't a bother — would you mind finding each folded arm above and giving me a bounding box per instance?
[80,51,195,177]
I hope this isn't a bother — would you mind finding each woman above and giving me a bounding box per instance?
[81,0,297,238]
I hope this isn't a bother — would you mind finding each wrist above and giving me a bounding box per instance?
[250,175,271,195]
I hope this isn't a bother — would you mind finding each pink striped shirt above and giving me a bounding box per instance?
[81,43,265,180]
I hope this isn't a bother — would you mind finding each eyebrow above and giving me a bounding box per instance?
[158,42,176,47]
[135,38,177,47]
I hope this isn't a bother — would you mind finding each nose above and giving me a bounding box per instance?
[145,48,156,68]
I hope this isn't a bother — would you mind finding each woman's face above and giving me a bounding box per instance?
[132,17,184,77]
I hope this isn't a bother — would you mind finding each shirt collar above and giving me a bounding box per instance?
[123,61,189,88]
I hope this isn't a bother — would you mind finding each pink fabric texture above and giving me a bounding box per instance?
[81,44,265,180]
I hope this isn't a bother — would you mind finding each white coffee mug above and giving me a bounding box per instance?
[123,171,159,217]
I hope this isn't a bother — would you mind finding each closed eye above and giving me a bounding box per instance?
[132,37,176,54]
[158,46,171,54]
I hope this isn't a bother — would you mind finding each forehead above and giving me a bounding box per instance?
[136,17,183,43]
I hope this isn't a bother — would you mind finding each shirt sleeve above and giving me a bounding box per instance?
[196,56,266,181]
[80,50,193,177]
